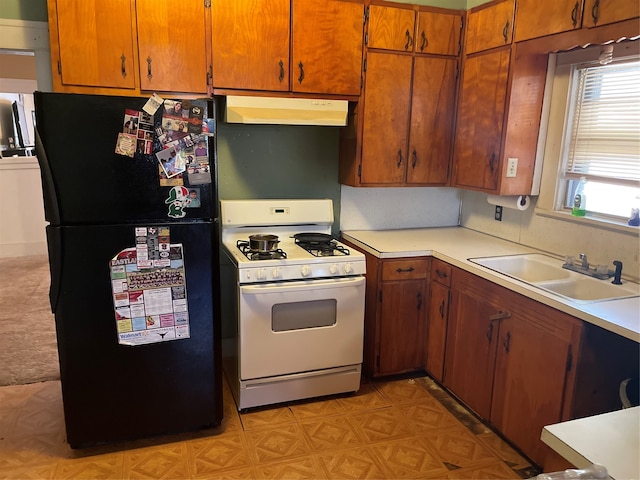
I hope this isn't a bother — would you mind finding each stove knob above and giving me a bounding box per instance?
[301,265,311,277]
[343,263,354,274]
[272,267,281,279]
[256,268,266,280]
[330,264,339,274]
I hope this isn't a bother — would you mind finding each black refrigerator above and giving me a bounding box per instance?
[34,91,222,448]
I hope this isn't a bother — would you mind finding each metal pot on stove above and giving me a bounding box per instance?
[248,234,279,253]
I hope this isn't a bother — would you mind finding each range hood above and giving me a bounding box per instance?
[224,95,349,126]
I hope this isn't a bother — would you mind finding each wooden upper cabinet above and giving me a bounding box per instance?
[416,10,462,56]
[514,0,583,42]
[452,48,510,192]
[582,0,640,27]
[211,0,290,91]
[136,0,208,94]
[465,0,515,54]
[407,56,456,185]
[52,0,136,90]
[360,52,413,185]
[367,4,417,52]
[292,0,364,96]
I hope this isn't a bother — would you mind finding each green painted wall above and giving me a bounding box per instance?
[216,123,343,232]
[0,0,47,22]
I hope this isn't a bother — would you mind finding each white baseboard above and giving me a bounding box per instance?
[0,241,47,258]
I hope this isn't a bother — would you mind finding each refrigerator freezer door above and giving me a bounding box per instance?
[48,221,221,447]
[34,92,215,226]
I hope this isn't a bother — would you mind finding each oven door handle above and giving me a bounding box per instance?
[240,276,365,295]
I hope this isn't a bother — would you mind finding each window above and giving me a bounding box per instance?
[558,45,640,222]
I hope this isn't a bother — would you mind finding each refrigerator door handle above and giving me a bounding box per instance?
[35,127,61,225]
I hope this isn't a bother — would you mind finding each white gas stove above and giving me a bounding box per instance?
[219,199,366,410]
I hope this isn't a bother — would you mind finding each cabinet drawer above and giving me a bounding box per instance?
[430,259,452,286]
[382,259,429,281]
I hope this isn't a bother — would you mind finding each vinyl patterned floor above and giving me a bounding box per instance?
[0,373,541,479]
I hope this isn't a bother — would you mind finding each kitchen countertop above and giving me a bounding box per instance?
[341,226,640,343]
[541,406,640,480]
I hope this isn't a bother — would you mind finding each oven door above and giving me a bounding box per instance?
[238,276,365,380]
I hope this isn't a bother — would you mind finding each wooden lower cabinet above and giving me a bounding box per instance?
[444,267,582,466]
[351,245,430,378]
[425,259,452,381]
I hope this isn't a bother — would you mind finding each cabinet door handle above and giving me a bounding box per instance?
[420,31,428,52]
[279,60,285,83]
[397,149,403,168]
[298,61,305,84]
[489,310,511,321]
[571,2,580,27]
[411,149,417,169]
[502,20,510,43]
[503,331,511,353]
[146,56,153,81]
[417,292,423,310]
[486,322,494,343]
[396,267,415,273]
[404,29,413,51]
[121,54,127,78]
[591,0,600,25]
[439,299,445,318]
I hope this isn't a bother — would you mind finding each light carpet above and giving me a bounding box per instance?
[0,254,59,385]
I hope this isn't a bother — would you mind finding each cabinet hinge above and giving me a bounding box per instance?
[365,6,370,24]
[57,59,62,75]
[364,32,369,46]
[363,57,367,72]
[204,0,211,7]
[358,164,362,179]
[376,354,380,370]
[566,347,573,372]
[378,289,382,302]
[455,63,459,79]
[207,64,213,86]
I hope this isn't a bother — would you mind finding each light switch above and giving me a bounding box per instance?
[506,157,518,178]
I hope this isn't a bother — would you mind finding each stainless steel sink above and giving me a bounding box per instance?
[469,253,640,303]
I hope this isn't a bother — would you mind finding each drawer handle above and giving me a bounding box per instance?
[435,269,448,279]
[571,2,579,27]
[591,0,600,25]
[489,310,511,321]
[439,299,445,318]
[396,267,415,273]
[404,29,413,51]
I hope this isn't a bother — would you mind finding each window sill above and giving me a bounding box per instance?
[534,207,640,236]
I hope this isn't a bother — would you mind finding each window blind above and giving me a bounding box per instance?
[566,59,640,185]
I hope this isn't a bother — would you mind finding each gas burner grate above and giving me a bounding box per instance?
[236,240,287,261]
[295,239,350,257]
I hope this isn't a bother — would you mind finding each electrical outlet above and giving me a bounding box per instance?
[495,205,503,221]
[507,157,518,178]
